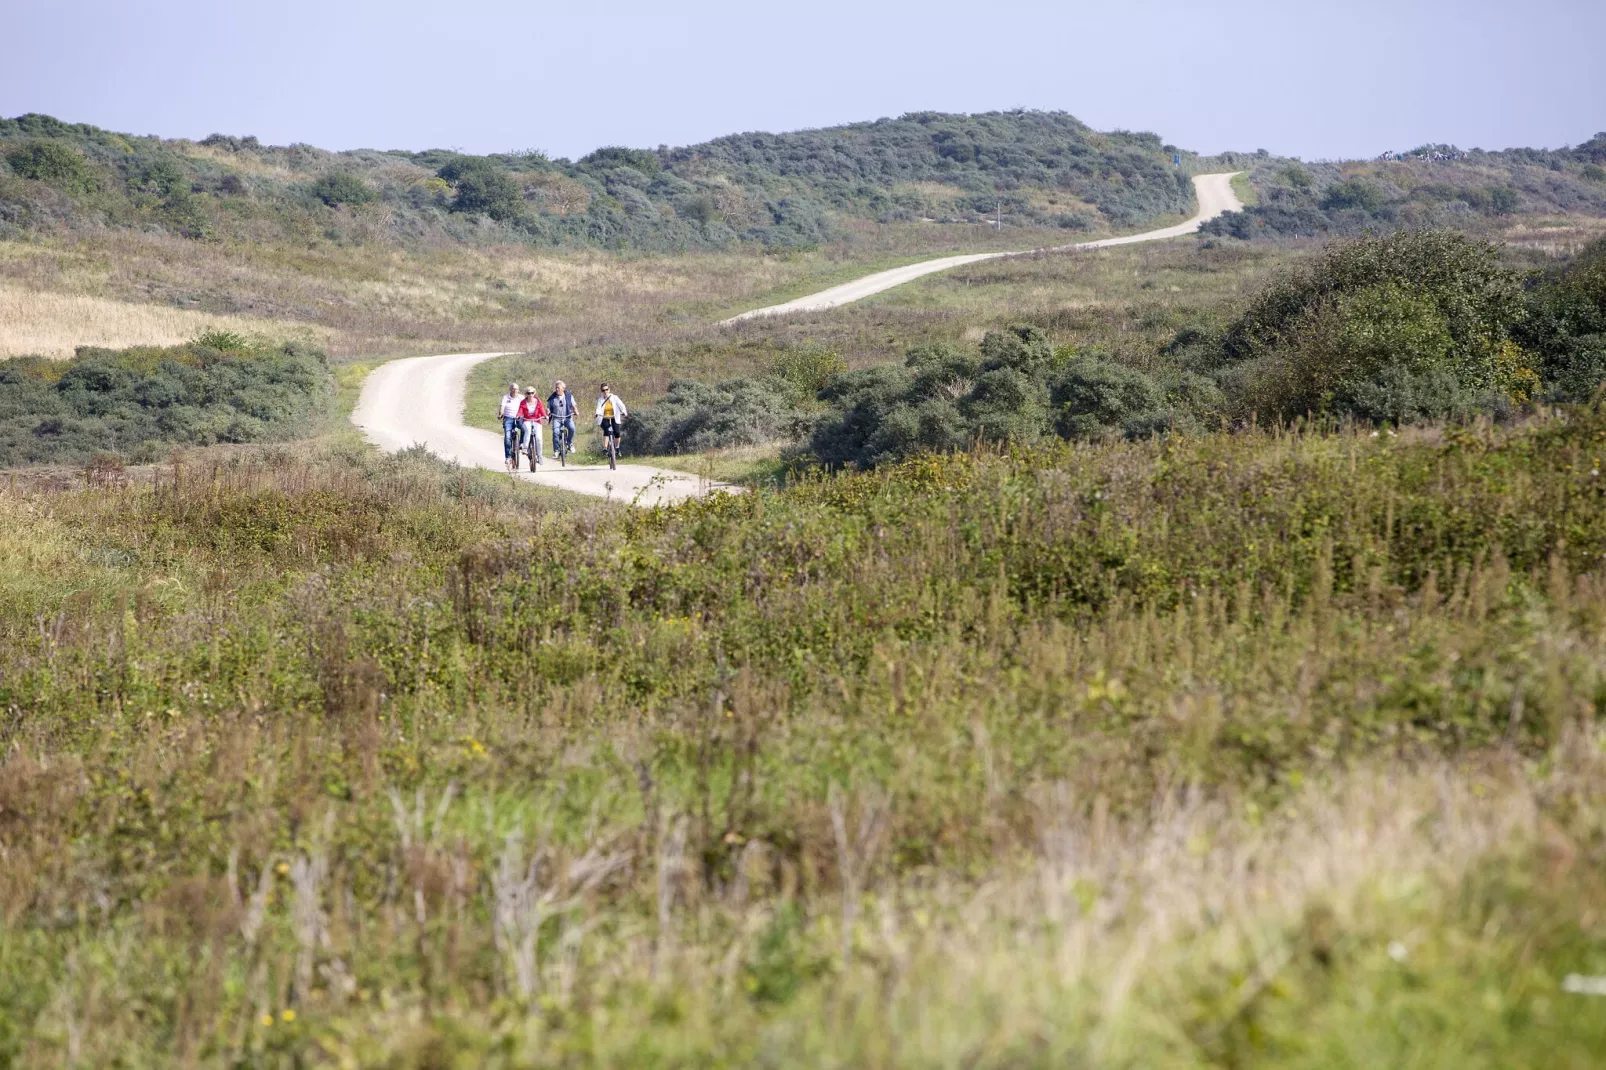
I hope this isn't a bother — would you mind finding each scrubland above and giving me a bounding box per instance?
[3,408,1606,1064]
[6,109,1606,1067]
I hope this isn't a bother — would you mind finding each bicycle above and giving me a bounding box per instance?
[523,421,544,471]
[600,420,621,470]
[552,419,573,467]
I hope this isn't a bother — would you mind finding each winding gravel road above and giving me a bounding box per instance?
[351,173,1243,504]
[352,351,734,506]
[721,172,1242,323]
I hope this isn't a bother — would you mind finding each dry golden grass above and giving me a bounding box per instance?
[0,282,330,358]
[0,230,846,359]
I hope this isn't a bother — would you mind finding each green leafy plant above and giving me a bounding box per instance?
[437,158,522,221]
[4,139,98,194]
[308,172,377,207]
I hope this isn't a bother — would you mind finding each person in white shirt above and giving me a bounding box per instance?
[498,382,522,471]
[595,383,627,456]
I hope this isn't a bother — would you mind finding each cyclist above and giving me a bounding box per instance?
[595,383,627,457]
[547,379,578,459]
[518,386,547,466]
[498,382,522,471]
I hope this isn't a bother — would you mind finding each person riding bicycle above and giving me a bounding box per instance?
[595,383,627,455]
[498,382,522,472]
[518,386,547,466]
[547,379,578,457]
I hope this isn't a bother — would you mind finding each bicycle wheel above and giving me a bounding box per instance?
[607,436,617,470]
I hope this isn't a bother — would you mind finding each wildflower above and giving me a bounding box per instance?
[260,1014,274,1027]
[281,1009,297,1023]
[275,861,290,876]
[1387,941,1408,962]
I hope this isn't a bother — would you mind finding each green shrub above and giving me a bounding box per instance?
[978,324,1054,375]
[1488,186,1520,214]
[0,340,333,465]
[437,158,521,221]
[5,139,98,194]
[309,172,377,207]
[960,366,1050,442]
[1049,358,1166,439]
[578,146,661,174]
[626,376,807,455]
[1220,230,1527,419]
[766,345,846,398]
[1320,178,1387,212]
[1518,237,1606,401]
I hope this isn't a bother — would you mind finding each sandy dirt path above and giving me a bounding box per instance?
[353,174,1241,503]
[352,351,737,506]
[721,172,1242,323]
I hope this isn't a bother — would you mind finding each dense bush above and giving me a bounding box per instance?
[625,376,808,455]
[4,139,98,194]
[437,157,522,221]
[1216,230,1532,420]
[308,172,377,207]
[804,323,1247,467]
[623,346,848,456]
[0,338,334,465]
[1516,236,1606,401]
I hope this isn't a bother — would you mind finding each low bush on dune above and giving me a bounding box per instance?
[1214,229,1538,422]
[622,345,847,456]
[0,334,334,466]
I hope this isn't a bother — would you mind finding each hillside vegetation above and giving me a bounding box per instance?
[0,334,334,466]
[1,111,1200,254]
[6,111,1605,361]
[8,108,1606,1065]
[1205,136,1606,240]
[4,406,1606,1063]
[606,231,1606,472]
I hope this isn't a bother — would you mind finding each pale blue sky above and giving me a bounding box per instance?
[5,0,1602,161]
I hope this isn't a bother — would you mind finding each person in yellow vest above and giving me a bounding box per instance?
[595,382,627,455]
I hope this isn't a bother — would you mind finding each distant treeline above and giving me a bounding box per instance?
[0,111,1200,252]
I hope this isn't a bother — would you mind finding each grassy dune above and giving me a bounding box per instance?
[0,231,914,360]
[2,407,1606,1064]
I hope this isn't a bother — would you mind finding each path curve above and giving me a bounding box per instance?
[353,174,1242,504]
[352,351,737,506]
[721,172,1242,323]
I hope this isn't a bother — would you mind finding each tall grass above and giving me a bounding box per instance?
[2,406,1606,1063]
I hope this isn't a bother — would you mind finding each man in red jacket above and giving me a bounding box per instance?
[518,386,547,467]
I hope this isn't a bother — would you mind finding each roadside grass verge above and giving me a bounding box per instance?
[1231,170,1258,207]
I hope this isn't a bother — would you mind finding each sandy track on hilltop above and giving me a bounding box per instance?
[353,174,1242,503]
[721,172,1242,323]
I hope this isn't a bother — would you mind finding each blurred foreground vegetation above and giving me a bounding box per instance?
[4,404,1606,1063]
